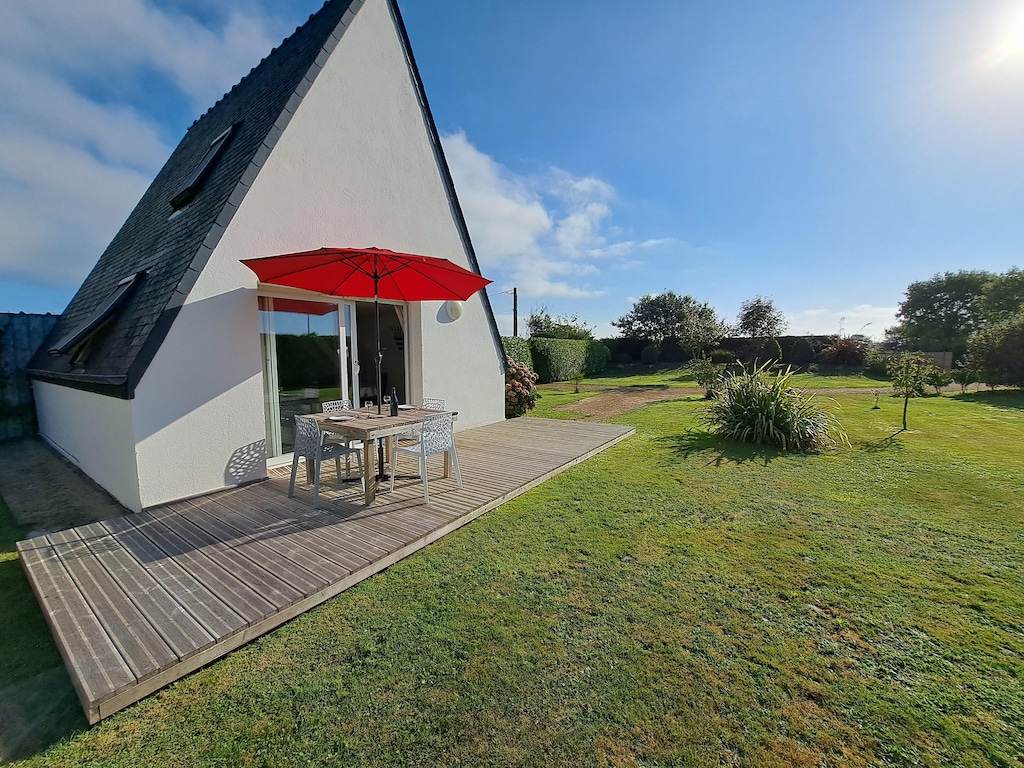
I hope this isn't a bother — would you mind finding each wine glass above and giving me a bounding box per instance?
[383,394,392,410]
[363,400,372,411]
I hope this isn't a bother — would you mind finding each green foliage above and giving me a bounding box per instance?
[783,336,816,367]
[501,336,533,371]
[924,366,953,394]
[782,337,815,368]
[688,355,725,398]
[583,341,611,376]
[864,348,892,378]
[740,336,781,364]
[978,267,1024,322]
[504,357,539,418]
[818,336,868,366]
[733,295,787,338]
[613,291,728,354]
[529,337,589,384]
[275,333,340,389]
[702,362,847,451]
[526,307,594,340]
[709,349,737,365]
[640,344,660,366]
[968,310,1024,388]
[950,360,979,393]
[888,352,931,430]
[887,270,995,359]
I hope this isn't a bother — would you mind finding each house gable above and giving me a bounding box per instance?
[26,0,367,398]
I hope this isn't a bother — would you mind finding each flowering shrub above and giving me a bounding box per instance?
[505,357,539,418]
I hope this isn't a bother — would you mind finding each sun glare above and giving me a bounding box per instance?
[979,2,1024,69]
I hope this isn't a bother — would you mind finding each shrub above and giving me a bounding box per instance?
[925,366,953,394]
[584,341,612,375]
[702,363,848,451]
[640,344,660,365]
[530,337,588,383]
[710,349,737,365]
[950,360,979,393]
[819,336,868,366]
[784,337,816,367]
[864,348,892,378]
[968,310,1024,388]
[688,355,726,398]
[762,337,783,363]
[505,357,539,418]
[501,336,533,371]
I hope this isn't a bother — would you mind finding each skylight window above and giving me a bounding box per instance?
[49,272,144,356]
[170,124,237,210]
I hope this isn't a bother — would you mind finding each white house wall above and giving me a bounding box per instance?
[33,380,142,511]
[131,0,502,507]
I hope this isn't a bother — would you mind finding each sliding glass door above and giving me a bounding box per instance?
[259,296,351,459]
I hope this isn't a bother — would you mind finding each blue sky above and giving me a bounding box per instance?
[1,0,1022,339]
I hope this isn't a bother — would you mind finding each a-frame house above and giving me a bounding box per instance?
[27,0,505,512]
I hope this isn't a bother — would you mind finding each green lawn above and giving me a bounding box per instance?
[4,391,1023,766]
[580,363,887,390]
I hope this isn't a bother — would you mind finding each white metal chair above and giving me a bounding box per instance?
[321,398,362,474]
[389,411,462,504]
[288,415,362,508]
[395,397,445,444]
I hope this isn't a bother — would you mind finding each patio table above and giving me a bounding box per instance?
[310,407,457,505]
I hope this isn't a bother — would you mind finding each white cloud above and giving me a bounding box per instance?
[0,0,288,290]
[442,131,661,302]
[784,304,898,339]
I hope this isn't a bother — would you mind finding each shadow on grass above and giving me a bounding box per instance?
[858,431,906,454]
[657,430,783,466]
[952,389,1024,411]
[0,504,85,761]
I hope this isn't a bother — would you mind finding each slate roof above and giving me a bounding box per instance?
[28,0,502,399]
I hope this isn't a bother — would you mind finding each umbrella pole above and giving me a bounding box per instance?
[375,291,386,480]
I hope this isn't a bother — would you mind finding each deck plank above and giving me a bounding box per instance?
[20,418,634,724]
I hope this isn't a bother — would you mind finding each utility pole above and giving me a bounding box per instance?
[500,287,519,336]
[513,287,518,337]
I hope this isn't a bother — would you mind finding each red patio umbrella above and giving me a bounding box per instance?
[241,247,492,416]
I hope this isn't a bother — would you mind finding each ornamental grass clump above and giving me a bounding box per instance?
[505,357,539,418]
[702,362,848,451]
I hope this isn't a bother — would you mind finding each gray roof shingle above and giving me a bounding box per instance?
[27,0,504,398]
[27,0,365,397]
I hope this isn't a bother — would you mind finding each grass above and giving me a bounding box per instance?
[582,363,888,391]
[4,391,1024,765]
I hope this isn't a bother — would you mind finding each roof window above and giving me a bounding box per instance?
[49,271,145,356]
[170,124,236,210]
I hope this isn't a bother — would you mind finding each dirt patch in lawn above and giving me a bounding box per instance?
[545,384,888,422]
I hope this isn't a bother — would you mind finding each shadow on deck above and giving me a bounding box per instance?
[16,418,634,725]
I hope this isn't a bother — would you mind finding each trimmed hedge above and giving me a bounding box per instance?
[501,337,610,381]
[530,337,589,383]
[501,336,533,371]
[584,341,611,375]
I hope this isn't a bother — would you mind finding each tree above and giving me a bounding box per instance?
[888,353,930,431]
[968,310,1024,388]
[613,291,728,356]
[887,270,994,360]
[733,295,787,339]
[526,306,594,340]
[979,267,1024,323]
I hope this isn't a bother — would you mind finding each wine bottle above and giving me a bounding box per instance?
[389,387,399,416]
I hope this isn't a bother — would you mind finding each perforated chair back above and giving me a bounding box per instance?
[293,415,324,459]
[421,397,445,411]
[420,412,455,456]
[389,411,462,504]
[322,399,352,413]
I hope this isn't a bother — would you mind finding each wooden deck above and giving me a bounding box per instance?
[17,418,634,724]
